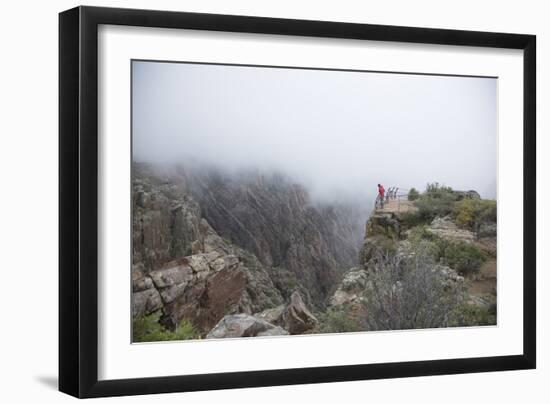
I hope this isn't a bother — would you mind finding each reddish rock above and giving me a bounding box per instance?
[160,263,247,335]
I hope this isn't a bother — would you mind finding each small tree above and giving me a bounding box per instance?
[425,182,454,196]
[408,188,420,201]
[362,243,465,330]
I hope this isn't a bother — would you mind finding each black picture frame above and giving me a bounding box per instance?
[59,5,536,398]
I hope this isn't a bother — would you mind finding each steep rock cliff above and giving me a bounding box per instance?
[132,166,285,336]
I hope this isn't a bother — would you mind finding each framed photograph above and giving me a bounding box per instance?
[59,6,536,398]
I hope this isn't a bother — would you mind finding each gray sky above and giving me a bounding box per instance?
[133,61,497,202]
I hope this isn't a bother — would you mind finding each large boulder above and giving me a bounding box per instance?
[256,305,286,324]
[206,314,288,338]
[254,291,318,335]
[282,291,318,334]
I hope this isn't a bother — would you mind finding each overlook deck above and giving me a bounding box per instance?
[376,198,418,214]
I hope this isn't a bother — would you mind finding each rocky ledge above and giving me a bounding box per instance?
[426,217,475,243]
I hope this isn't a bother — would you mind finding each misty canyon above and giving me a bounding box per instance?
[132,163,365,338]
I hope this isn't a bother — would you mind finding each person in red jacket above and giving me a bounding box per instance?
[377,183,385,208]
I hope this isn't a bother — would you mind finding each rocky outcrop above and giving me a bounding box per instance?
[427,217,475,243]
[132,250,246,333]
[132,244,286,336]
[365,212,401,240]
[155,252,248,333]
[206,314,289,338]
[359,212,401,266]
[330,267,369,307]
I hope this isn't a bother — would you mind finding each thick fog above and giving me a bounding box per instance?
[132,61,497,203]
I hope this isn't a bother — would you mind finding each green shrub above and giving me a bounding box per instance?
[399,212,425,230]
[133,313,198,342]
[425,182,454,196]
[408,188,420,201]
[451,304,496,327]
[407,225,435,242]
[454,199,497,232]
[316,307,362,334]
[437,240,486,276]
[415,192,457,222]
[411,183,459,222]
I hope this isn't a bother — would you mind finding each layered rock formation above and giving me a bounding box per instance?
[132,237,286,335]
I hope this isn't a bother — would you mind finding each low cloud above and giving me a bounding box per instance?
[132,61,497,203]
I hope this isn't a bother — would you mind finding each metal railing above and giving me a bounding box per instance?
[374,187,411,212]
